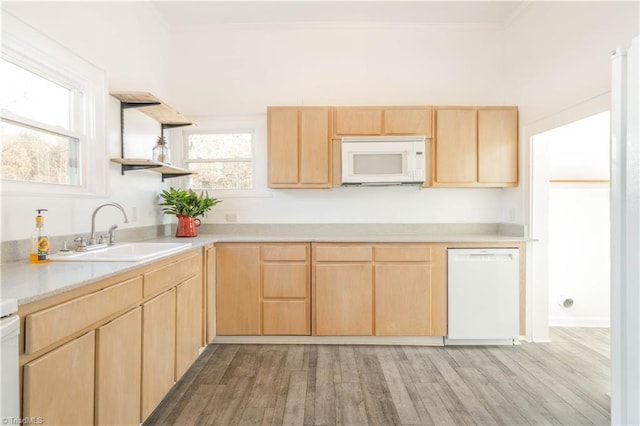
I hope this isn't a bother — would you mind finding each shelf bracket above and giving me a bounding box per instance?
[121,164,163,174]
[161,172,192,182]
[121,101,162,109]
[161,123,193,136]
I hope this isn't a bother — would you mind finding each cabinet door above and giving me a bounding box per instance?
[334,107,382,135]
[23,331,95,425]
[206,246,216,343]
[300,108,331,185]
[384,107,432,136]
[314,263,373,335]
[176,274,203,380]
[268,108,299,184]
[375,264,431,336]
[141,289,176,420]
[96,308,142,426]
[478,108,518,184]
[216,245,261,335]
[435,108,477,184]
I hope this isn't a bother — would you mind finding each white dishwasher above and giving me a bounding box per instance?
[446,248,519,345]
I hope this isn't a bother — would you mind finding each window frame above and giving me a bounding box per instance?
[175,115,270,198]
[1,11,107,197]
[184,129,255,190]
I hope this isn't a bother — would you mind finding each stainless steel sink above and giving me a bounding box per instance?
[49,242,193,262]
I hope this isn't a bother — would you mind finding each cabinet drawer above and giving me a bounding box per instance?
[263,301,309,335]
[334,108,382,135]
[144,253,201,297]
[263,264,308,298]
[315,245,372,262]
[262,244,308,261]
[25,277,142,355]
[384,107,432,136]
[375,246,432,262]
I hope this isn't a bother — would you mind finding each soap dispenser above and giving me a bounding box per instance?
[30,209,49,264]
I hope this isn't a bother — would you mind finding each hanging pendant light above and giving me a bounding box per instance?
[151,135,171,164]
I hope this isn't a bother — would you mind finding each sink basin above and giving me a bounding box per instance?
[49,242,193,262]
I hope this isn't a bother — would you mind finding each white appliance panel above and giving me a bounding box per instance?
[447,248,519,342]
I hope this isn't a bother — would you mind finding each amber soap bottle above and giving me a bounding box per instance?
[30,209,49,264]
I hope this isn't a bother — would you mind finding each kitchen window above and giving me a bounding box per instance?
[1,11,107,196]
[1,58,81,185]
[184,131,254,190]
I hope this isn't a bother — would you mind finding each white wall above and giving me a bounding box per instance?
[547,112,610,327]
[166,21,510,224]
[500,1,637,340]
[2,2,638,238]
[502,1,638,225]
[1,3,172,242]
[548,185,610,326]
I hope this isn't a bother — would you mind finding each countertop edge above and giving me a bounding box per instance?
[2,234,533,306]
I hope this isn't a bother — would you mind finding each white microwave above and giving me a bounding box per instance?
[341,136,426,185]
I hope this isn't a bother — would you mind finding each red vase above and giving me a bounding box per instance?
[176,215,201,237]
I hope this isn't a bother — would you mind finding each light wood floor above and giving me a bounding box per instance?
[144,327,610,425]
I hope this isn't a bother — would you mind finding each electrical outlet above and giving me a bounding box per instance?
[225,213,238,222]
[131,206,138,223]
[508,208,515,222]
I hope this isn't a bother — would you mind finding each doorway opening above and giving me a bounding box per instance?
[530,109,610,340]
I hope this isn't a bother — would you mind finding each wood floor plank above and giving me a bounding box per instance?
[304,346,318,425]
[456,366,529,425]
[353,346,403,425]
[377,346,422,425]
[246,346,287,409]
[335,382,369,426]
[499,345,610,424]
[399,346,439,384]
[391,347,435,424]
[144,328,611,426]
[239,407,266,425]
[429,350,498,425]
[413,382,457,426]
[270,370,292,425]
[285,345,305,370]
[283,370,308,425]
[314,345,337,426]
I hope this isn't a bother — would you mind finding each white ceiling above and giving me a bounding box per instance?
[152,1,525,27]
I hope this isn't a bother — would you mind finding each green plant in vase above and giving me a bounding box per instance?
[159,187,222,237]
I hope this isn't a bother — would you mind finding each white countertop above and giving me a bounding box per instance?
[1,232,530,306]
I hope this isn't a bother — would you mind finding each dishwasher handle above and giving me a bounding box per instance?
[452,253,515,262]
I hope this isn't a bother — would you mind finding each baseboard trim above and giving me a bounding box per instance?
[444,338,517,346]
[212,335,445,346]
[549,317,611,327]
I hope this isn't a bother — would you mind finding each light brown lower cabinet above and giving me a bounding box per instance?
[314,262,373,335]
[23,331,96,425]
[176,274,204,380]
[216,245,261,335]
[95,307,142,426]
[312,243,447,336]
[374,263,432,336]
[216,243,311,335]
[18,249,206,425]
[141,288,176,420]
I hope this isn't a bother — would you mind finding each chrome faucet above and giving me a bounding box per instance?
[89,202,129,246]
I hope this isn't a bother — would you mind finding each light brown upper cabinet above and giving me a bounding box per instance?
[334,106,433,137]
[268,107,332,188]
[477,109,519,184]
[433,106,518,187]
